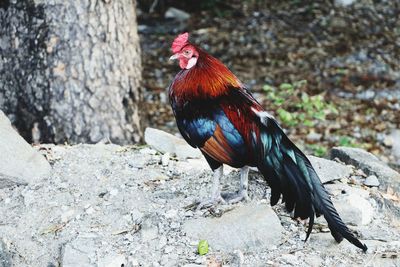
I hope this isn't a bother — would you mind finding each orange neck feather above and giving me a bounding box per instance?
[171,50,242,102]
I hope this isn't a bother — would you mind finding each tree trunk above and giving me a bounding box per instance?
[0,0,142,144]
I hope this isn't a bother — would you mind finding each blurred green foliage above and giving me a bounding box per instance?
[263,80,338,128]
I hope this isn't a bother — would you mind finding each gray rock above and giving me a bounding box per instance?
[390,129,400,164]
[308,155,353,184]
[183,203,283,251]
[62,235,98,267]
[335,0,356,7]
[144,128,201,160]
[0,240,12,267]
[330,147,400,191]
[303,254,323,267]
[98,253,127,267]
[333,193,373,226]
[0,111,51,188]
[364,175,380,187]
[164,7,190,21]
[306,131,322,142]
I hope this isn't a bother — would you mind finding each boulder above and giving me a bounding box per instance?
[144,127,202,160]
[0,111,51,188]
[183,203,283,252]
[330,147,400,192]
[308,156,353,184]
[333,194,374,226]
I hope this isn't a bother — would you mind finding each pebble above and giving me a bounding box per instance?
[61,209,75,223]
[86,206,95,215]
[161,152,170,166]
[364,175,380,187]
[128,257,139,266]
[306,131,322,142]
[158,235,167,249]
[109,188,119,196]
[165,209,178,219]
[164,246,174,254]
[383,136,394,147]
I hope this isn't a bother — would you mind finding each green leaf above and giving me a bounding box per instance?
[303,119,314,127]
[279,83,294,92]
[274,97,285,106]
[293,79,307,88]
[263,84,274,92]
[198,240,209,255]
[301,93,310,103]
[307,144,327,157]
[277,108,294,124]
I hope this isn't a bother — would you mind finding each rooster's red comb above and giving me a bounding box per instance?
[171,32,189,53]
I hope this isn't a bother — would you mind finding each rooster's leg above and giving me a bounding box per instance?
[196,166,226,210]
[223,166,249,204]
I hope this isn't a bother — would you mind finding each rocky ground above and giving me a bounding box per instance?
[1,111,400,266]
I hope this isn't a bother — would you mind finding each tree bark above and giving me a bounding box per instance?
[0,0,142,144]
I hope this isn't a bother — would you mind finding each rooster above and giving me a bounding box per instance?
[168,32,367,251]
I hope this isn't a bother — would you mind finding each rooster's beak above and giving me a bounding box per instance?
[169,54,179,61]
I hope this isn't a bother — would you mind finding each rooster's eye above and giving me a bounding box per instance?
[183,50,190,55]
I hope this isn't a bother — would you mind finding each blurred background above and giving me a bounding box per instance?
[139,0,400,169]
[0,0,399,168]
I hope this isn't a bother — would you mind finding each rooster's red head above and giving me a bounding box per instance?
[170,32,199,70]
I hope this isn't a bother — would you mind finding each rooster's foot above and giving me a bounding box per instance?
[222,190,249,204]
[196,193,226,210]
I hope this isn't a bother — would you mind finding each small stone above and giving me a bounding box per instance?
[195,256,206,264]
[86,206,95,215]
[355,169,367,177]
[335,0,355,6]
[131,209,143,222]
[279,254,298,265]
[383,136,394,147]
[165,209,178,219]
[390,129,400,164]
[304,254,324,266]
[364,175,380,187]
[158,236,167,249]
[98,253,126,267]
[109,188,119,196]
[306,131,322,142]
[0,239,12,267]
[141,224,158,242]
[61,209,75,223]
[62,237,97,267]
[161,152,170,166]
[231,250,244,266]
[164,246,174,254]
[164,7,190,21]
[128,257,139,267]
